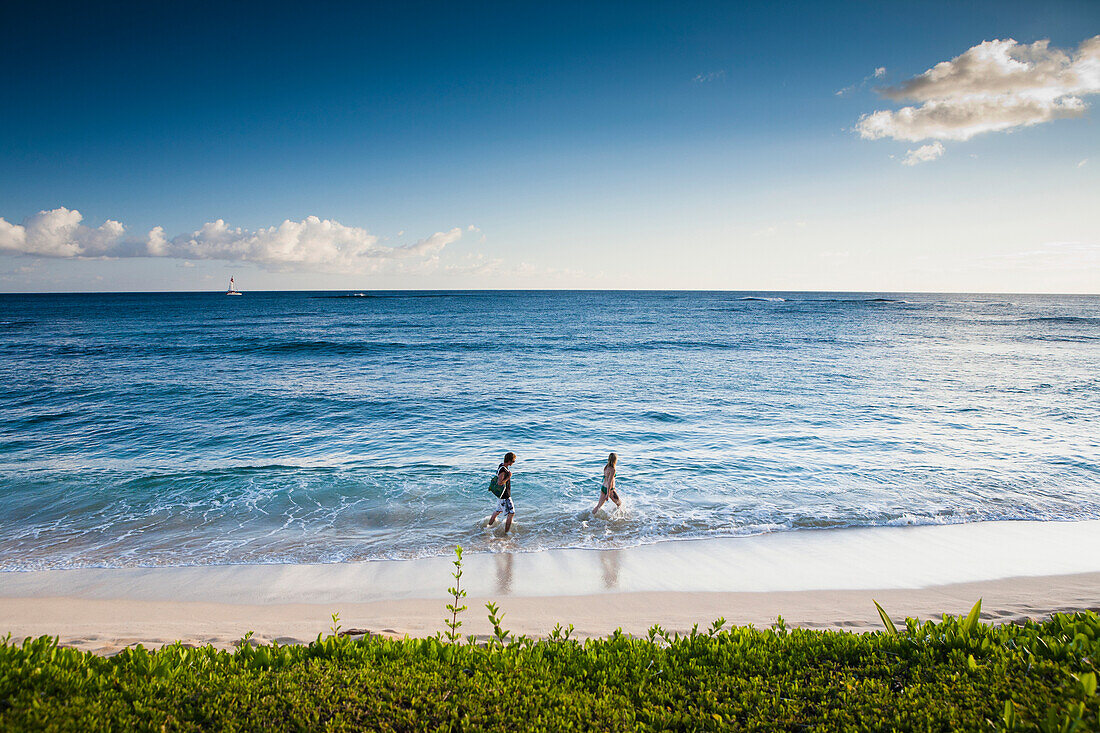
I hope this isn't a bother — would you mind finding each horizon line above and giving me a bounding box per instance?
[1,288,1097,296]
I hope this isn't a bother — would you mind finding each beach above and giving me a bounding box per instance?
[5,520,1099,654]
[2,292,1098,655]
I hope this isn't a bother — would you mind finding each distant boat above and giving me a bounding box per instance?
[226,277,243,296]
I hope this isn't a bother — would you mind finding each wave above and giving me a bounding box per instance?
[1022,335,1099,343]
[1023,316,1100,325]
[640,411,686,423]
[15,336,789,358]
[706,297,911,312]
[974,316,1100,327]
[236,339,448,355]
[312,292,475,300]
[314,293,378,299]
[797,298,908,304]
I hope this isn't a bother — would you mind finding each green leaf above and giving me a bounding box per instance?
[1003,699,1016,728]
[1079,671,1097,697]
[873,599,897,635]
[963,598,982,636]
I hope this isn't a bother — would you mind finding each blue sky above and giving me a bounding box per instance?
[1,1,1098,291]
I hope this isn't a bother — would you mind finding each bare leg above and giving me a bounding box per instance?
[611,490,622,508]
[592,493,608,515]
[504,514,513,533]
[488,511,500,526]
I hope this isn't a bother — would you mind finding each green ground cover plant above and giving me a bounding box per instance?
[1,551,1097,731]
[3,607,1098,731]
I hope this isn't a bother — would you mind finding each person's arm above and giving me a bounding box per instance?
[498,467,511,485]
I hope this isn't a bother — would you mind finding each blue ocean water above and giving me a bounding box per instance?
[1,291,1098,571]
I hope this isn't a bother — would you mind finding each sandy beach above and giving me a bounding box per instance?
[3,574,1100,655]
[3,520,1099,654]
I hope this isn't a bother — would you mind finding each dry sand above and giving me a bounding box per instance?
[2,573,1099,655]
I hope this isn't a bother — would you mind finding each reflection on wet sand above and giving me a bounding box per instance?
[600,549,621,590]
[495,552,514,595]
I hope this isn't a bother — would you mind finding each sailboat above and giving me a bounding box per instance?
[226,277,243,296]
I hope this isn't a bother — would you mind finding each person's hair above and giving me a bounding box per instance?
[504,451,516,463]
[607,452,617,467]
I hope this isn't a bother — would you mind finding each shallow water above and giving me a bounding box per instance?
[1,291,1097,570]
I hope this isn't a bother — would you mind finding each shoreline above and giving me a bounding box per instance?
[3,520,1100,654]
[4,519,1100,603]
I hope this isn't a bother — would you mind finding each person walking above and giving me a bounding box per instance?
[488,452,517,534]
[592,452,622,515]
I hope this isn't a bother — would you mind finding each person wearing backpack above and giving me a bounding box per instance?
[487,452,517,534]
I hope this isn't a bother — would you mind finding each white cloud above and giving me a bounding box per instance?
[389,227,463,260]
[693,70,726,83]
[0,208,467,272]
[0,207,129,258]
[856,36,1100,143]
[1079,158,1088,167]
[836,67,889,96]
[146,225,169,256]
[976,241,1100,271]
[902,141,946,166]
[752,220,808,238]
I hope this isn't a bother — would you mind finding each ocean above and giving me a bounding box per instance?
[1,291,1097,572]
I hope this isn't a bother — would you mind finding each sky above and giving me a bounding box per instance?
[0,0,1098,293]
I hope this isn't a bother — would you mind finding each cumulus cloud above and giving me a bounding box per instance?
[0,208,467,272]
[856,36,1100,144]
[902,141,945,166]
[0,207,130,258]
